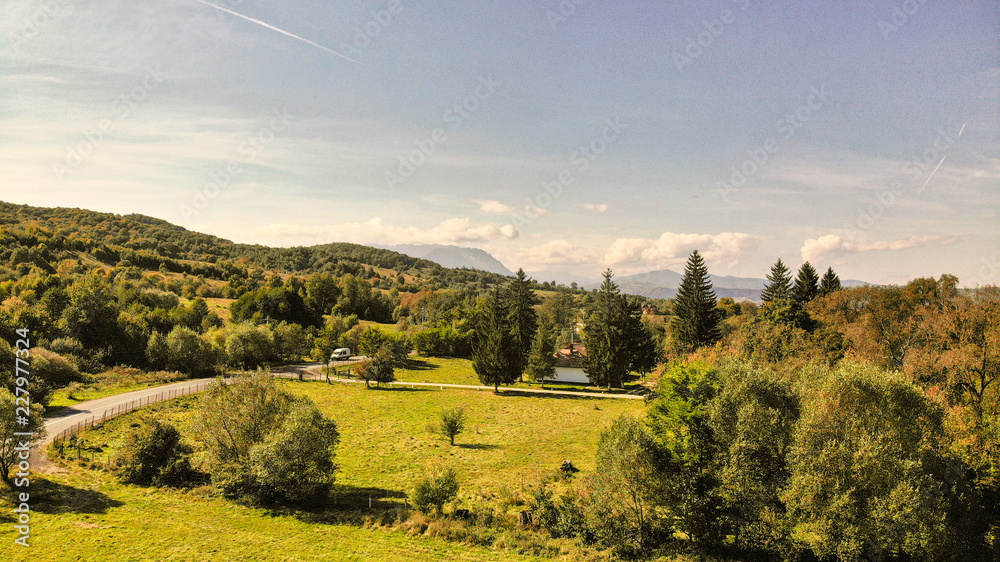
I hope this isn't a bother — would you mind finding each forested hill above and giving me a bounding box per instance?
[0,201,509,288]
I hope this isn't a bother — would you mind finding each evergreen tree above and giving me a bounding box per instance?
[671,251,722,351]
[505,268,539,382]
[761,259,793,303]
[584,270,630,389]
[626,306,660,379]
[524,322,556,388]
[472,286,518,393]
[792,262,820,304]
[818,267,842,297]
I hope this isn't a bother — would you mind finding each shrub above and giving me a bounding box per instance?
[412,326,471,358]
[165,326,217,376]
[438,407,466,446]
[30,348,82,387]
[355,346,395,389]
[224,324,274,369]
[115,419,194,487]
[412,468,460,515]
[248,399,339,505]
[192,373,339,505]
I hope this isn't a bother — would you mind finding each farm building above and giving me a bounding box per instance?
[551,343,590,384]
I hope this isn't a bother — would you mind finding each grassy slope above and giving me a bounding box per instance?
[5,381,642,560]
[0,471,544,561]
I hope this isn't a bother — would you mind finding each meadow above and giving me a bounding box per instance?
[1,379,645,560]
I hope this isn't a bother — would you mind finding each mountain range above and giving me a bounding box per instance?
[376,244,515,277]
[380,244,870,302]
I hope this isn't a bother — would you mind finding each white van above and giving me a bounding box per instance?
[331,348,351,360]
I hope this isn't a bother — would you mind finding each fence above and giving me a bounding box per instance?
[51,379,215,444]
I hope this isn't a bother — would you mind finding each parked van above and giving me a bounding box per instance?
[331,348,351,360]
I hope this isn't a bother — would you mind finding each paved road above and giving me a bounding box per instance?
[40,378,217,445]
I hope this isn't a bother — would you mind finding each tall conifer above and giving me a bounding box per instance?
[671,251,722,350]
[761,259,793,303]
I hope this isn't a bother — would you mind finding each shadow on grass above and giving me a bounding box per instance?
[27,477,125,515]
[399,359,440,371]
[498,389,614,401]
[290,485,410,525]
[375,386,431,392]
[455,443,499,450]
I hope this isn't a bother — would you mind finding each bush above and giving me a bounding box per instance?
[31,347,82,387]
[248,399,339,505]
[438,407,466,446]
[355,346,395,389]
[115,419,194,487]
[412,326,471,358]
[224,324,274,368]
[193,373,339,505]
[412,468,460,515]
[165,326,217,376]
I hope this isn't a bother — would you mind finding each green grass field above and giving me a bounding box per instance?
[4,379,644,560]
[391,356,651,395]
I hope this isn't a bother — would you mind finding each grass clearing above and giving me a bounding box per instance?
[393,356,651,395]
[20,378,645,560]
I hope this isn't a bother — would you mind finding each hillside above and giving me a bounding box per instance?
[0,201,508,289]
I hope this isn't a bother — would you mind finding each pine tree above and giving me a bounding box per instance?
[670,251,722,351]
[818,267,842,297]
[472,286,518,393]
[584,270,629,389]
[761,259,793,303]
[625,299,660,379]
[525,322,556,388]
[792,262,820,304]
[505,269,539,382]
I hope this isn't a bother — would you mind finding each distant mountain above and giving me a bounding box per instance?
[588,268,871,302]
[377,244,515,277]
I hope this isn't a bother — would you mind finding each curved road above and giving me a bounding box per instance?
[41,363,645,445]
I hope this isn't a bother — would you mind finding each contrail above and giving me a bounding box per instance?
[190,0,363,65]
[916,121,966,193]
[918,155,946,193]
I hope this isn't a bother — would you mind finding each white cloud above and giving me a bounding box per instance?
[581,203,608,213]
[473,199,513,214]
[264,217,518,246]
[515,240,599,268]
[801,234,958,263]
[524,204,550,216]
[604,232,760,270]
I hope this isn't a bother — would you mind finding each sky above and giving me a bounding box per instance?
[1,0,997,286]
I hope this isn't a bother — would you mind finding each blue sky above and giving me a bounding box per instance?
[1,0,997,285]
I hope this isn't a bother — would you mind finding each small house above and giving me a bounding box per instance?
[550,343,590,384]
